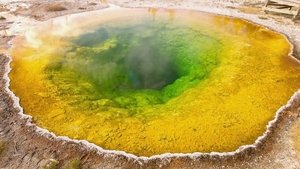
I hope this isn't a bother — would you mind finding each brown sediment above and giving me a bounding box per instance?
[1,0,300,168]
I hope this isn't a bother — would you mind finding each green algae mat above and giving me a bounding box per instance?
[9,8,300,156]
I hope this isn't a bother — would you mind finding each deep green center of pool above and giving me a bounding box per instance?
[45,20,221,109]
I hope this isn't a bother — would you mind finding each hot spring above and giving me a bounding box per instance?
[9,8,300,156]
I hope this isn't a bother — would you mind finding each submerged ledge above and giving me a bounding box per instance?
[1,4,300,167]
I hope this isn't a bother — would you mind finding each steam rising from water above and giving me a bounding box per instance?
[45,21,220,108]
[9,8,300,156]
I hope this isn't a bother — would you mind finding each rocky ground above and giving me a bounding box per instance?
[0,0,300,168]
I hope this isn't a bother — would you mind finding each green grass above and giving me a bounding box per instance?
[65,159,80,169]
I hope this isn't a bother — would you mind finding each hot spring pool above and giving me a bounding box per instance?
[9,8,300,156]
